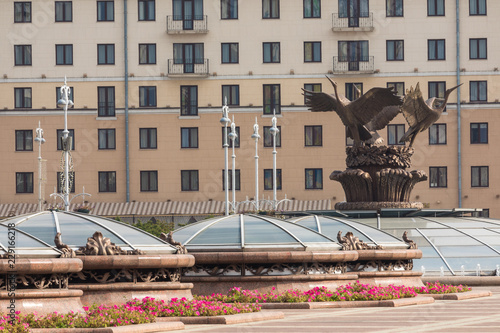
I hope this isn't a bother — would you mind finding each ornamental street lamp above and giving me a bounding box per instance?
[251,117,261,210]
[220,99,231,216]
[228,116,238,210]
[34,121,46,212]
[270,110,280,210]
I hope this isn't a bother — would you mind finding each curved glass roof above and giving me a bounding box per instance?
[0,223,62,258]
[288,215,407,249]
[172,214,341,252]
[1,211,177,254]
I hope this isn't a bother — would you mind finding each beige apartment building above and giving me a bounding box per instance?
[0,0,499,217]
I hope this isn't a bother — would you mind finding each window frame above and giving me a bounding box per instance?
[387,124,405,145]
[138,0,155,21]
[139,43,156,65]
[97,0,114,21]
[139,86,157,107]
[14,87,32,108]
[140,170,158,192]
[264,168,282,190]
[98,128,116,150]
[263,126,281,147]
[181,170,199,191]
[221,0,238,19]
[427,0,445,16]
[428,39,446,60]
[304,83,321,104]
[304,41,321,63]
[55,1,72,22]
[180,85,198,116]
[470,122,488,144]
[57,129,75,150]
[471,166,489,188]
[263,42,280,63]
[222,85,240,106]
[386,0,403,17]
[263,84,281,115]
[55,44,73,65]
[387,82,405,96]
[222,169,241,191]
[303,0,320,18]
[98,171,116,192]
[304,125,323,147]
[97,86,115,117]
[470,80,487,103]
[14,2,31,23]
[262,0,280,19]
[429,166,447,188]
[221,43,239,64]
[469,0,486,16]
[97,44,115,65]
[386,40,404,61]
[16,172,34,193]
[305,168,323,189]
[14,45,32,66]
[429,123,447,145]
[181,127,199,149]
[139,128,157,149]
[469,38,487,60]
[15,130,33,152]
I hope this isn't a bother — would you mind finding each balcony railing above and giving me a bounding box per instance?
[332,13,374,31]
[333,56,374,73]
[166,15,208,34]
[167,59,210,77]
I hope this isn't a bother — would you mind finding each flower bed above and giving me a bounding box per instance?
[414,282,471,294]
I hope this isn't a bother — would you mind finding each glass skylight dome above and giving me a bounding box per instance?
[1,211,177,254]
[0,223,62,258]
[172,214,341,252]
[288,215,408,249]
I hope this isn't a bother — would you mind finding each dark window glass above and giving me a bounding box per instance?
[386,40,404,61]
[14,2,31,22]
[222,169,240,190]
[139,128,157,149]
[97,1,114,21]
[429,167,447,188]
[263,126,281,147]
[97,86,115,116]
[470,0,486,15]
[263,42,280,63]
[14,45,32,66]
[428,39,446,60]
[139,86,156,107]
[97,44,115,65]
[16,172,33,193]
[471,166,488,187]
[428,0,445,16]
[304,0,320,18]
[181,127,199,148]
[99,171,116,192]
[305,126,322,146]
[181,170,199,191]
[429,124,446,145]
[387,82,404,96]
[222,126,240,148]
[140,170,158,191]
[305,168,323,189]
[138,0,155,21]
[55,1,72,22]
[263,84,280,114]
[57,129,75,150]
[386,0,403,17]
[470,123,488,144]
[180,86,198,115]
[387,124,405,145]
[345,83,362,101]
[262,0,279,18]
[98,128,116,149]
[428,81,446,109]
[56,44,73,65]
[173,0,203,29]
[470,81,487,102]
[221,43,239,63]
[470,38,487,59]
[264,169,281,190]
[14,88,32,108]
[173,43,204,73]
[139,44,156,64]
[222,85,239,106]
[15,130,33,151]
[339,0,369,27]
[338,40,369,71]
[57,171,75,193]
[221,0,238,19]
[304,42,321,62]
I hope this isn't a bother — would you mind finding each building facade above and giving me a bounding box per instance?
[0,0,498,216]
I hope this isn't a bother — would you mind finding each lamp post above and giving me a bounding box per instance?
[34,121,46,212]
[269,110,280,210]
[220,100,230,216]
[228,116,238,211]
[251,117,260,210]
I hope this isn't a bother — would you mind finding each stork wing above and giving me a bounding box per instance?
[401,84,433,128]
[302,89,341,112]
[366,105,401,131]
[348,87,403,125]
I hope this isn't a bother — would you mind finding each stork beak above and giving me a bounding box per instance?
[446,83,463,95]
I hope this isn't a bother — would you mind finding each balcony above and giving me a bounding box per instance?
[332,56,374,74]
[332,13,374,32]
[166,15,208,34]
[167,59,210,77]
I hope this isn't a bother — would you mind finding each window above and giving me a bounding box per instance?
[470,123,488,144]
[262,0,279,18]
[98,171,116,192]
[305,168,323,189]
[428,0,444,16]
[222,169,240,190]
[97,1,114,21]
[429,167,447,188]
[139,44,156,64]
[221,43,238,63]
[473,209,489,218]
[181,170,199,191]
[140,170,158,192]
[387,82,404,96]
[428,81,446,109]
[222,85,239,106]
[98,87,115,116]
[15,130,33,151]
[139,86,156,107]
[138,0,155,21]
[14,45,31,66]
[345,83,362,101]
[98,129,116,150]
[304,0,320,18]
[221,0,238,19]
[14,88,32,108]
[56,86,74,106]
[14,2,31,22]
[55,1,72,22]
[470,0,486,15]
[222,126,240,148]
[470,38,487,59]
[428,39,445,60]
[471,166,488,187]
[387,124,405,145]
[181,127,199,148]
[339,0,369,27]
[97,44,115,65]
[338,40,369,71]
[173,43,204,73]
[305,126,322,146]
[57,129,75,150]
[386,40,404,61]
[263,84,280,114]
[304,83,321,104]
[173,0,203,29]
[57,171,75,193]
[16,172,33,193]
[180,86,198,116]
[263,42,280,63]
[304,42,321,62]
[56,44,73,65]
[263,126,281,147]
[429,124,446,145]
[140,128,157,149]
[264,169,281,190]
[386,0,403,17]
[470,81,487,102]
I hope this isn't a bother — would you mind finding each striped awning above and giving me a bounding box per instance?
[0,200,332,218]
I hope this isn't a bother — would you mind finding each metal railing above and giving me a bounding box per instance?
[332,13,373,30]
[333,56,374,73]
[168,59,209,76]
[166,15,208,33]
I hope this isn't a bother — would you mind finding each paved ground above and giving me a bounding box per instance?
[179,286,500,333]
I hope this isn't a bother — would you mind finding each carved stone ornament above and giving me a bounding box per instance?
[54,232,77,258]
[75,231,143,256]
[160,231,188,254]
[402,231,418,249]
[337,231,384,251]
[69,267,181,284]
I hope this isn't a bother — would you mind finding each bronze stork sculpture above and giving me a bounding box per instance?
[302,77,403,147]
[399,82,462,147]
